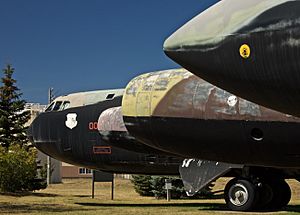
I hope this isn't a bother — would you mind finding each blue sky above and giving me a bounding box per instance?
[0,0,218,104]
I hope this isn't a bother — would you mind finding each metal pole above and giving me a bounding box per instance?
[47,87,53,185]
[46,156,51,185]
[92,170,95,199]
[167,189,171,202]
[111,174,114,200]
[165,179,171,202]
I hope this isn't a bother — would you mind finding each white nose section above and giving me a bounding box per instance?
[163,0,225,52]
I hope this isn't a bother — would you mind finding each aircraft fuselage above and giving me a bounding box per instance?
[164,0,300,117]
[28,93,181,175]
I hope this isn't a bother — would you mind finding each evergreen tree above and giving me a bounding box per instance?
[150,176,167,198]
[0,65,31,149]
[0,64,47,192]
[131,175,216,199]
[131,175,153,196]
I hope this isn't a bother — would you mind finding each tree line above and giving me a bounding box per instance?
[0,65,46,193]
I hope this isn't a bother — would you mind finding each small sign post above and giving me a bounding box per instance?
[92,172,95,199]
[92,170,114,200]
[111,176,114,200]
[165,179,172,202]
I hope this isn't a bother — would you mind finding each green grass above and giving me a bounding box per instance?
[1,178,300,214]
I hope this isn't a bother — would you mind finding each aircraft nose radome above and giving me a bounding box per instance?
[164,9,200,51]
[27,114,62,158]
[163,9,214,65]
[163,4,218,53]
[27,116,46,150]
[163,19,197,52]
[163,31,190,69]
[163,30,182,52]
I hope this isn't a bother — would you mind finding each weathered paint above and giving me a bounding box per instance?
[164,0,288,49]
[123,70,192,117]
[122,69,300,168]
[98,106,127,132]
[164,0,300,117]
[123,68,299,122]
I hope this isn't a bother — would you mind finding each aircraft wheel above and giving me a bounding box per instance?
[224,178,258,211]
[256,182,273,210]
[268,179,291,210]
[257,179,291,211]
[279,180,292,208]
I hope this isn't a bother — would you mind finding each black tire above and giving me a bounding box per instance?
[256,182,274,210]
[268,179,291,210]
[279,180,292,208]
[224,178,258,211]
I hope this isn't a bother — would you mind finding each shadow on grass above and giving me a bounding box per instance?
[192,193,224,200]
[76,202,228,210]
[237,205,300,213]
[276,205,300,213]
[0,192,60,197]
[76,202,300,213]
[0,202,89,213]
[74,195,92,198]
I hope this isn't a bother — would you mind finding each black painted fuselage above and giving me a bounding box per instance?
[28,95,181,175]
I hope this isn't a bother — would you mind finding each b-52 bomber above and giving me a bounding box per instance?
[27,0,300,212]
[29,68,300,211]
[27,89,182,175]
[164,0,300,117]
[119,68,300,211]
[27,88,243,208]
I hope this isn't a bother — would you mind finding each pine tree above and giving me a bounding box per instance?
[131,175,154,196]
[0,65,31,149]
[131,175,216,199]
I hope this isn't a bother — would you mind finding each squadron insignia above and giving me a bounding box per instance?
[65,113,78,129]
[239,44,251,59]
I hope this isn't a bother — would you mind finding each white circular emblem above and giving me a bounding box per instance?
[227,96,237,107]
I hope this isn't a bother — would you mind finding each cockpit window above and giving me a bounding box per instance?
[45,101,70,112]
[45,102,55,112]
[106,93,115,100]
[60,101,70,110]
[52,101,63,111]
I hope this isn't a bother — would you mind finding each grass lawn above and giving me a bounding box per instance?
[1,177,300,215]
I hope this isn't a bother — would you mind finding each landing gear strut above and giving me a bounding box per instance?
[224,177,291,211]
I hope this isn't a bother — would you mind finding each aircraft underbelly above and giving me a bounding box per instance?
[124,115,300,168]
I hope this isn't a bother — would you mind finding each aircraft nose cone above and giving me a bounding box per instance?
[164,0,300,117]
[163,33,192,71]
[163,3,224,71]
[163,30,184,53]
[163,0,223,53]
[163,18,199,53]
[28,113,63,159]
